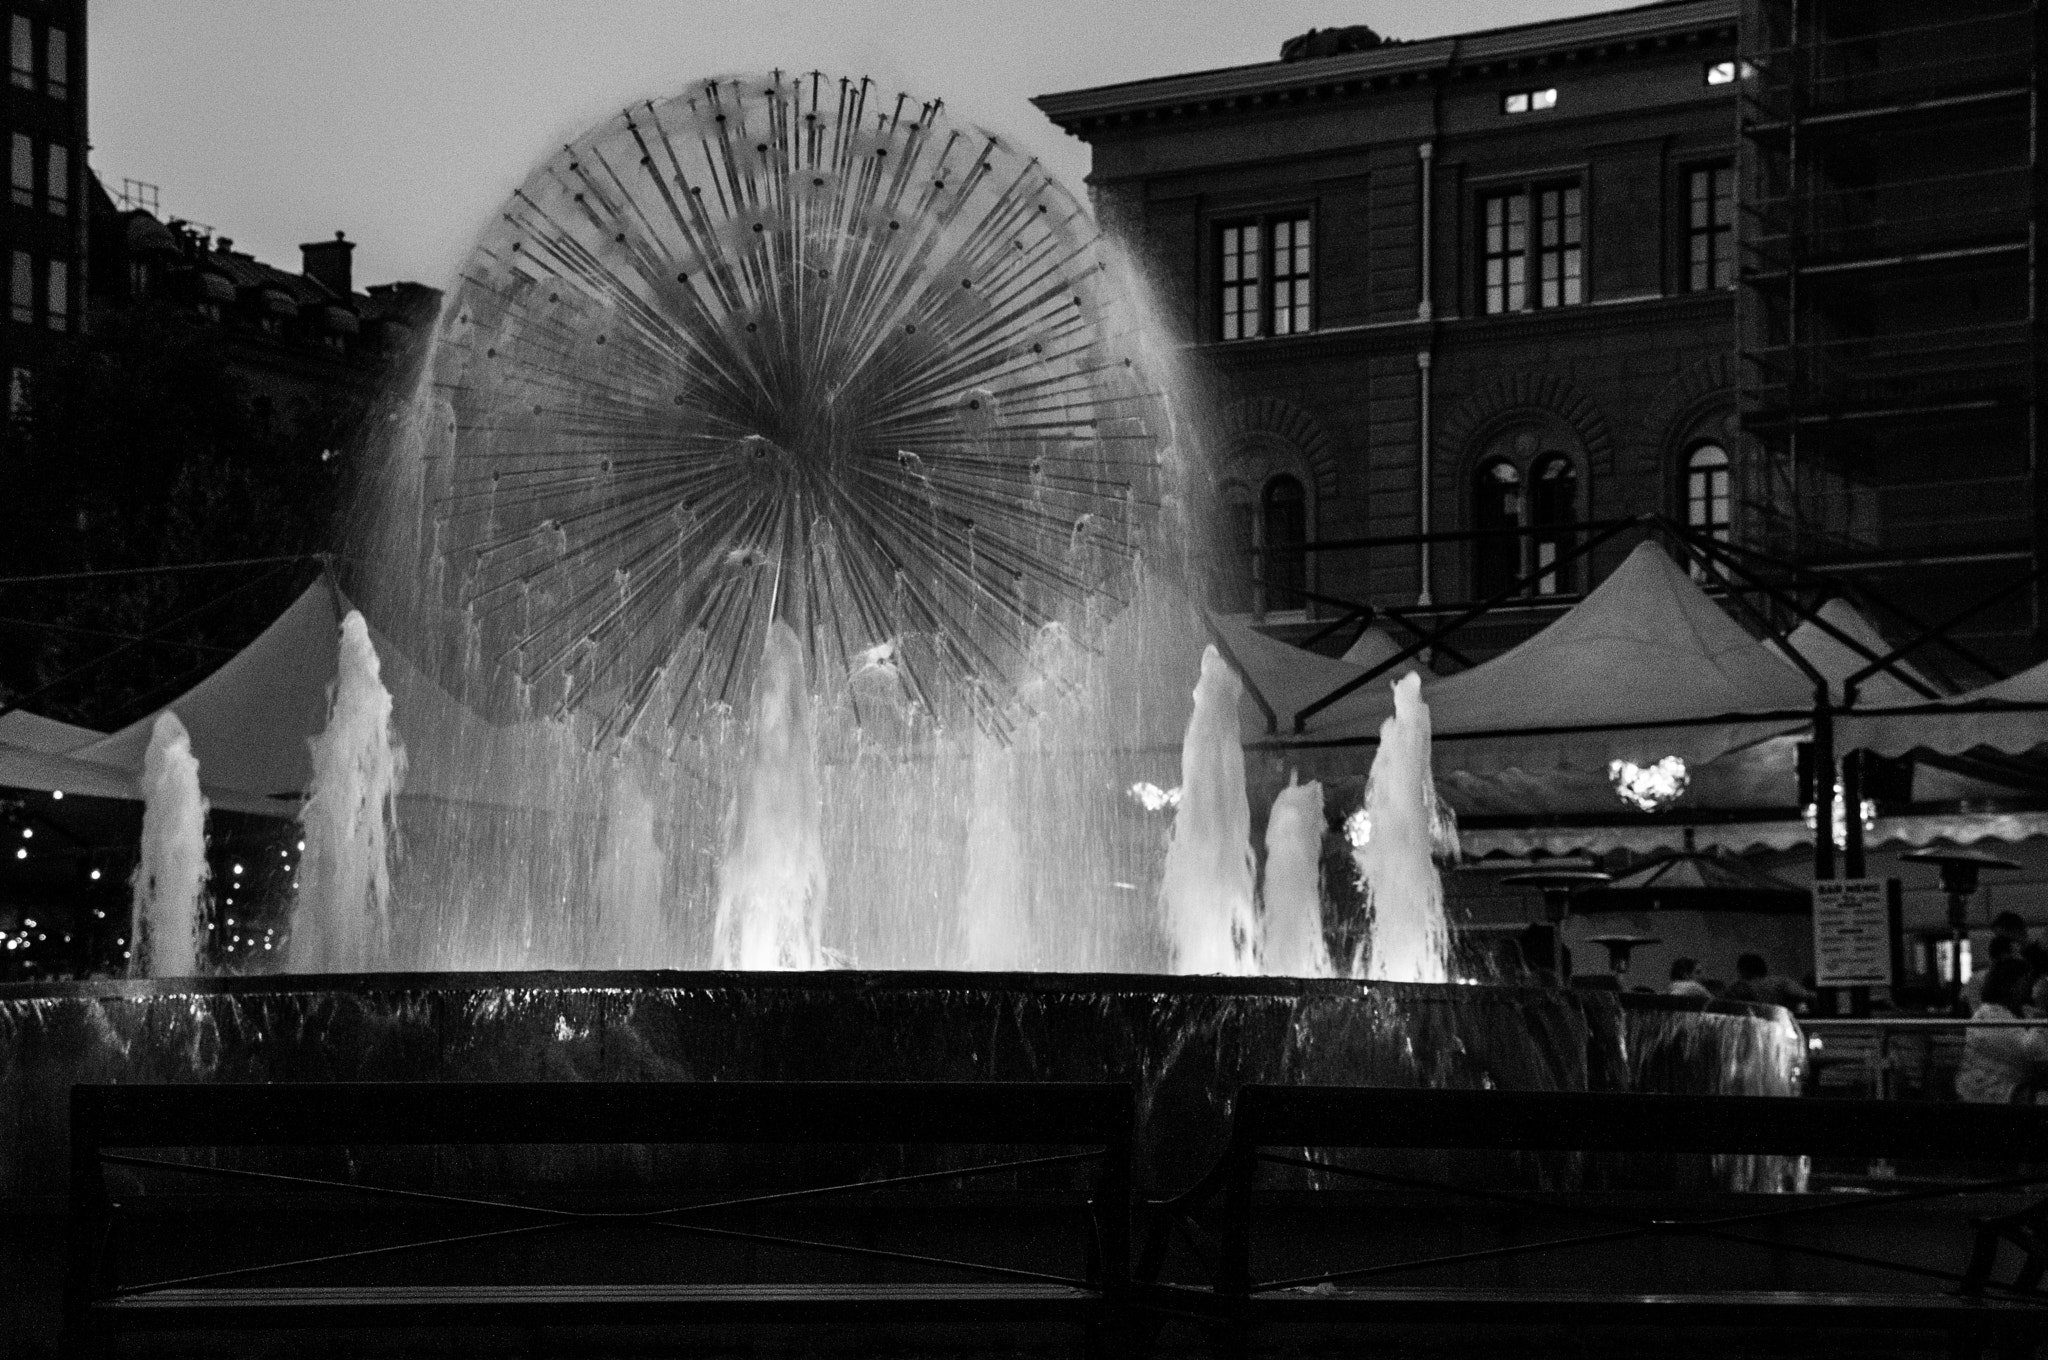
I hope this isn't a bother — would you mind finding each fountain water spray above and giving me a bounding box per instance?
[714,621,827,969]
[1160,645,1257,975]
[129,711,207,978]
[1351,671,1453,983]
[1260,775,1331,977]
[956,730,1030,969]
[292,611,408,973]
[590,763,669,968]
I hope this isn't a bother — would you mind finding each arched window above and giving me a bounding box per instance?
[1473,459,1523,597]
[1686,444,1732,542]
[1217,483,1257,614]
[1530,454,1578,596]
[1262,475,1307,612]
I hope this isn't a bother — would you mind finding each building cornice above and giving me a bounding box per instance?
[1178,291,1734,363]
[1033,0,1736,137]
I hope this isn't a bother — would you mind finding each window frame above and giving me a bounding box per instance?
[1528,453,1580,597]
[1213,206,1316,342]
[8,15,31,91]
[1471,457,1525,598]
[1684,160,1736,293]
[1260,474,1309,614]
[10,249,31,325]
[44,256,65,331]
[10,131,30,209]
[1477,174,1587,315]
[44,23,64,99]
[44,140,65,216]
[1684,442,1734,574]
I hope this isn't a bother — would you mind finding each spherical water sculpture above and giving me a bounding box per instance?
[429,72,1164,737]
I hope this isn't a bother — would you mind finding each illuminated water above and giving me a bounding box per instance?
[128,712,206,978]
[290,611,407,972]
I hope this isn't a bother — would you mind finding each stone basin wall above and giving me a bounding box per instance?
[0,971,1800,1196]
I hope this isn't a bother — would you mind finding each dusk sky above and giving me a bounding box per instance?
[91,1,1629,292]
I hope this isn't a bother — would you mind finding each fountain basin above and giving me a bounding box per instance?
[0,971,1799,1195]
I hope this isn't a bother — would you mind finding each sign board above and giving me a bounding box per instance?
[1813,879,1894,987]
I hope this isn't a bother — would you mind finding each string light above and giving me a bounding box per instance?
[1608,757,1689,813]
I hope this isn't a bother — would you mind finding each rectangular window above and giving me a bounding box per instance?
[9,15,29,90]
[1482,191,1528,314]
[1535,184,1584,308]
[1270,216,1312,336]
[44,141,64,216]
[1219,222,1260,341]
[44,256,64,330]
[1483,182,1583,313]
[1687,163,1736,291]
[8,365,27,417]
[44,24,62,98]
[1502,87,1558,114]
[10,132,30,208]
[11,249,31,324]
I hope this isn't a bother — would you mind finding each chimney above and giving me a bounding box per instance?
[301,230,355,298]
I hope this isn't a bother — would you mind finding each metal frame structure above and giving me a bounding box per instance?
[66,1080,1134,1352]
[1736,0,2046,671]
[1143,1085,2048,1353]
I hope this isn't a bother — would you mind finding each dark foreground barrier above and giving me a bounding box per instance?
[1144,1086,2048,1355]
[67,1080,1133,1357]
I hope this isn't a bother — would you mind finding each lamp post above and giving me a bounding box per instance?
[1901,848,2021,1004]
[1502,870,1612,980]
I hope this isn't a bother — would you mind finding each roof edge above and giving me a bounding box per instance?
[1033,0,1736,130]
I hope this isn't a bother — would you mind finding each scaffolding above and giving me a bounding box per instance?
[1737,0,2045,670]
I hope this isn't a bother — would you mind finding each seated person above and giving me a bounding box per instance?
[1963,933,2018,1010]
[1958,958,2048,1104]
[1721,953,1812,1012]
[1665,957,1711,999]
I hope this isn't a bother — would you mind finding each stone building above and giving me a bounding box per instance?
[1033,1,1754,653]
[85,178,440,432]
[2,0,86,406]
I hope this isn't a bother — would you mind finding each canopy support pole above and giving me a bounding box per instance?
[1812,686,1836,882]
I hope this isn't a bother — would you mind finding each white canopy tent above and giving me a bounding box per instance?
[1268,541,1816,774]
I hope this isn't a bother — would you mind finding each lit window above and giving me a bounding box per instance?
[1219,222,1260,341]
[7,365,27,417]
[1535,185,1583,308]
[9,132,29,208]
[8,16,29,90]
[1502,87,1558,115]
[44,142,64,216]
[44,25,62,99]
[10,250,29,324]
[1473,459,1523,596]
[45,257,64,330]
[1270,216,1312,336]
[1262,475,1307,612]
[1705,60,1755,86]
[1687,163,1735,292]
[1483,183,1583,313]
[1218,214,1316,341]
[1483,191,1527,314]
[1685,444,1733,566]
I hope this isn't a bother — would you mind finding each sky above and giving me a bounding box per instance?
[90,0,1631,292]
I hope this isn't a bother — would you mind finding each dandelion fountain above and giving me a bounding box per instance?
[0,74,1799,1209]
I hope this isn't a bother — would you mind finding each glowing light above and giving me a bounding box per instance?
[1127,781,1181,812]
[50,790,61,800]
[1803,777,1878,850]
[89,870,100,881]
[1608,756,1689,813]
[13,849,23,860]
[232,863,244,876]
[1344,806,1371,848]
[19,828,29,839]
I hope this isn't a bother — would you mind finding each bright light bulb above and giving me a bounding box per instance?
[1609,757,1689,813]
[13,849,23,860]
[88,869,100,881]
[19,828,30,839]
[231,863,244,876]
[1344,806,1371,848]
[50,790,61,800]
